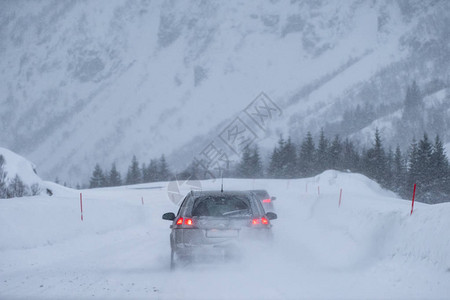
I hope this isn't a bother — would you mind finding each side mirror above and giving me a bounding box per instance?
[162,212,176,221]
[271,196,277,201]
[266,212,277,220]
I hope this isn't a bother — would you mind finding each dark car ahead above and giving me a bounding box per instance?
[250,189,276,212]
[162,190,277,268]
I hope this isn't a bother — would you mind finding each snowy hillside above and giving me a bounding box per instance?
[1,171,449,299]
[1,0,449,184]
[0,147,70,197]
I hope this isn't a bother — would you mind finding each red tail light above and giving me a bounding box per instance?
[251,217,270,226]
[262,198,271,203]
[175,217,194,227]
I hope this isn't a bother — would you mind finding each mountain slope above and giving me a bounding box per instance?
[1,0,449,184]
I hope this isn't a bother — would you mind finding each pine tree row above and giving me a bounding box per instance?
[236,129,450,204]
[89,154,171,188]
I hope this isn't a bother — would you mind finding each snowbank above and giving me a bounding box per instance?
[1,171,449,299]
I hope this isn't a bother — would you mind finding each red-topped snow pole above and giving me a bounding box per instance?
[410,183,416,215]
[80,193,84,221]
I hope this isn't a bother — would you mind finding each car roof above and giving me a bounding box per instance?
[190,190,254,197]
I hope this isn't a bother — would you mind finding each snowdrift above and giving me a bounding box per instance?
[1,171,449,299]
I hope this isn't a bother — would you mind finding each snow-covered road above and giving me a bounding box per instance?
[1,171,449,299]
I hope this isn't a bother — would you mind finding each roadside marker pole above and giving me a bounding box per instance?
[80,193,84,221]
[287,180,290,189]
[339,188,342,207]
[141,196,144,205]
[306,183,308,193]
[318,186,320,196]
[410,183,416,215]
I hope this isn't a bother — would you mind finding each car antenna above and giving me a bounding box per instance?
[221,169,224,193]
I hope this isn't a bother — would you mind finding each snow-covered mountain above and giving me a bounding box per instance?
[1,0,449,185]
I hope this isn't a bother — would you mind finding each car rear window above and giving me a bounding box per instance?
[191,195,251,217]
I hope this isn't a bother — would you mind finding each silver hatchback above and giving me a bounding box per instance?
[162,190,277,268]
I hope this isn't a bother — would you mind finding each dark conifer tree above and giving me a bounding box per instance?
[316,129,329,173]
[364,129,387,187]
[126,155,141,184]
[392,145,406,194]
[430,135,450,195]
[90,164,107,188]
[158,155,171,181]
[282,137,297,178]
[237,146,253,178]
[416,133,433,201]
[250,145,264,178]
[298,132,316,177]
[108,163,122,186]
[267,136,285,178]
[147,159,159,182]
[0,155,7,198]
[406,138,420,194]
[341,138,360,172]
[329,135,343,170]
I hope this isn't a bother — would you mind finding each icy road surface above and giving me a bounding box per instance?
[1,171,450,299]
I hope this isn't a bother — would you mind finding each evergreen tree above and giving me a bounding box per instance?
[90,164,107,188]
[430,135,450,195]
[281,137,297,178]
[147,159,159,182]
[0,155,7,198]
[341,138,360,172]
[237,146,253,178]
[108,163,122,186]
[406,138,420,194]
[416,133,434,202]
[363,129,387,186]
[392,145,406,194]
[316,129,329,173]
[249,145,264,178]
[329,135,343,170]
[158,155,171,181]
[298,132,316,177]
[126,155,141,184]
[267,135,285,178]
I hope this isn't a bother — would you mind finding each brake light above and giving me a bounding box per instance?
[262,198,271,203]
[175,217,194,227]
[251,217,270,226]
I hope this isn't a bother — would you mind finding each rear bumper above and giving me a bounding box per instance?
[171,227,272,256]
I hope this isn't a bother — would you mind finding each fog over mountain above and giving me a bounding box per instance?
[1,0,449,185]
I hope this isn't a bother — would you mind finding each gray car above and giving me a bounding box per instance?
[162,190,277,268]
